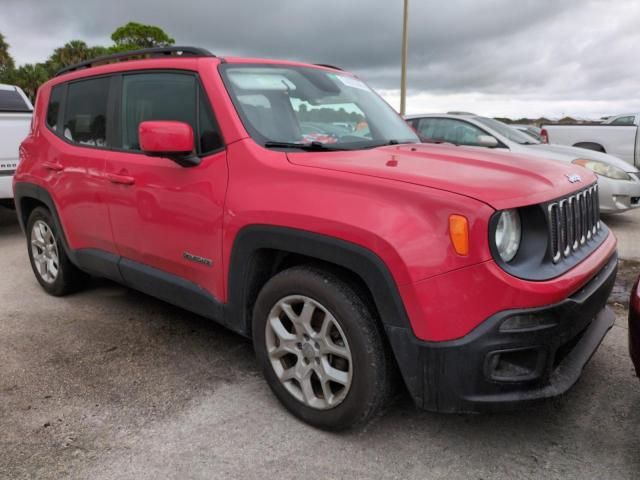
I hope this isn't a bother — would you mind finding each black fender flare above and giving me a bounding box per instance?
[227,225,414,334]
[14,182,70,252]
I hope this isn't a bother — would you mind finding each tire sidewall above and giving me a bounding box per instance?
[253,268,385,430]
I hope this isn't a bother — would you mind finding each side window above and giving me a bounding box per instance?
[416,118,438,138]
[121,72,222,154]
[418,118,488,146]
[611,116,635,125]
[63,77,110,147]
[46,85,64,132]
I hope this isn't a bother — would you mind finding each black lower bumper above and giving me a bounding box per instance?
[387,252,617,413]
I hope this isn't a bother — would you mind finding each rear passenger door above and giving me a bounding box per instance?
[45,77,117,258]
[104,71,228,301]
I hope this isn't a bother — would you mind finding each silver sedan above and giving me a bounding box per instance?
[405,113,640,214]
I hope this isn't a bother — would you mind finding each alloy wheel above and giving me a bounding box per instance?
[30,220,59,284]
[265,295,353,410]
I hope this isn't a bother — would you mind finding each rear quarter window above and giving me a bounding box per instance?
[46,86,64,131]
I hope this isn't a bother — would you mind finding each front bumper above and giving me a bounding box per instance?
[387,252,617,413]
[0,172,15,199]
[597,174,640,213]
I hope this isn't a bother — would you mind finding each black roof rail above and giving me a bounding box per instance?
[314,63,343,71]
[55,46,215,77]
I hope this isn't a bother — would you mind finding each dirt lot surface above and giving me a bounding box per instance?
[1,207,639,480]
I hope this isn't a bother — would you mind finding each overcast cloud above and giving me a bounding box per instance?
[1,0,639,118]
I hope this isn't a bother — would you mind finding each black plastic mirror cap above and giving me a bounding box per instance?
[170,153,202,168]
[145,151,201,168]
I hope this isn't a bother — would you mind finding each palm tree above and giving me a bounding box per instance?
[12,64,49,101]
[47,40,92,71]
[0,32,15,79]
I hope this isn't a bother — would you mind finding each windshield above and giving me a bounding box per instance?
[219,65,419,150]
[474,117,540,145]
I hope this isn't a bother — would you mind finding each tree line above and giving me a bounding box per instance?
[0,22,175,101]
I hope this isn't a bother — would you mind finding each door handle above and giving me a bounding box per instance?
[42,161,64,172]
[106,173,135,185]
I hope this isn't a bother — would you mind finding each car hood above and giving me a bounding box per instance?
[287,143,596,210]
[528,143,638,172]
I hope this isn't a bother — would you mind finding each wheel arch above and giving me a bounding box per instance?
[226,225,413,338]
[573,142,606,153]
[13,182,71,253]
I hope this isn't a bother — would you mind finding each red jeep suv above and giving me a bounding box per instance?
[14,47,618,430]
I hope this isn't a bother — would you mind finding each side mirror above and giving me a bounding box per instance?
[139,121,200,167]
[477,135,499,148]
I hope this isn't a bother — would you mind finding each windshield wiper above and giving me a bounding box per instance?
[263,141,345,151]
[361,139,418,149]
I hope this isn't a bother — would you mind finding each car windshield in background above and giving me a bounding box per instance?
[475,116,540,145]
[220,65,419,150]
[0,87,32,113]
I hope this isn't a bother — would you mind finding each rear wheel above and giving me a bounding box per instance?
[253,266,393,430]
[26,207,87,296]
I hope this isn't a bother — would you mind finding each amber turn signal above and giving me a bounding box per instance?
[449,215,469,256]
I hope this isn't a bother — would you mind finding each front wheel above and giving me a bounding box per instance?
[253,266,393,430]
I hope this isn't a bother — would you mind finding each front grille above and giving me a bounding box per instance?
[0,169,16,177]
[548,184,601,263]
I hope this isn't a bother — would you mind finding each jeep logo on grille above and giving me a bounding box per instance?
[565,174,582,183]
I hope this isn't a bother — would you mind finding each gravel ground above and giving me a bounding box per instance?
[603,208,640,261]
[1,207,639,480]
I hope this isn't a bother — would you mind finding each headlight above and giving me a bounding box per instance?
[572,159,631,180]
[495,209,521,262]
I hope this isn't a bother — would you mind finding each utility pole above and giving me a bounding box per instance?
[400,0,409,115]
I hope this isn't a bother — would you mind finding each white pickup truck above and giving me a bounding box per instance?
[0,84,33,208]
[541,113,640,167]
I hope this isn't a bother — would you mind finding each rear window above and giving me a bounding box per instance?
[0,88,32,113]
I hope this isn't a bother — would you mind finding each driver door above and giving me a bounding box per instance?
[104,71,227,301]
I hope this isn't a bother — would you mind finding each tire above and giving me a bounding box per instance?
[253,266,393,430]
[26,207,88,296]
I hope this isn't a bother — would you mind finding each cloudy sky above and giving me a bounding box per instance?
[1,0,638,119]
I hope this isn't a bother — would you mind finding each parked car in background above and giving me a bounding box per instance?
[541,114,640,167]
[0,84,33,208]
[630,276,640,378]
[511,124,543,142]
[14,47,618,430]
[405,113,640,214]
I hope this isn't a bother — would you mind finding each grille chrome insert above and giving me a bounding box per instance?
[548,184,600,264]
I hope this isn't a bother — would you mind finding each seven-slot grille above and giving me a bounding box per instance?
[548,184,600,263]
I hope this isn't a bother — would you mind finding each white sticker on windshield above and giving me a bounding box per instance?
[333,74,370,91]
